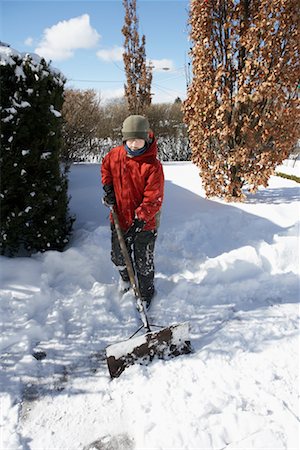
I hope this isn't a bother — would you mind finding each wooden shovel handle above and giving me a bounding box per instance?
[110,207,151,332]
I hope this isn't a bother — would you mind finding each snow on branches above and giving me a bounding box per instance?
[0,45,73,255]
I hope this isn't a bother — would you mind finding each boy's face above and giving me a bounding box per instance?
[126,138,145,151]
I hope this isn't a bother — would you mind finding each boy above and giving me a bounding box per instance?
[101,115,164,309]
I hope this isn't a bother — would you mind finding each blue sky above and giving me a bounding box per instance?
[1,0,191,103]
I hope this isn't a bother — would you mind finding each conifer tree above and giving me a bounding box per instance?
[183,0,299,201]
[122,0,153,114]
[0,45,74,255]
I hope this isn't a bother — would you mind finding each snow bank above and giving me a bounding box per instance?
[1,162,299,450]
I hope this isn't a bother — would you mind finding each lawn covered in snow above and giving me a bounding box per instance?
[1,162,299,450]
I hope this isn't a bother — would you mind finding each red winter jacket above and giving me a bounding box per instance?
[101,139,164,231]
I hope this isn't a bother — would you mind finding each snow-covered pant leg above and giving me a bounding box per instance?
[111,225,157,295]
[133,230,157,299]
[111,225,132,281]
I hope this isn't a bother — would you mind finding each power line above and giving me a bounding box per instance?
[68,79,124,83]
[67,65,186,85]
[152,82,186,100]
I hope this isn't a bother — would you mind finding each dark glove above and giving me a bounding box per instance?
[125,218,146,242]
[102,184,116,207]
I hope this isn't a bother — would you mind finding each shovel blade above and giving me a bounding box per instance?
[106,322,191,378]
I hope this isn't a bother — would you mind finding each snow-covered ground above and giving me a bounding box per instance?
[1,162,299,450]
[276,158,300,177]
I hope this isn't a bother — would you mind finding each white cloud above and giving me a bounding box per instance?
[149,59,175,72]
[96,46,123,62]
[35,14,100,61]
[24,37,33,46]
[100,87,125,103]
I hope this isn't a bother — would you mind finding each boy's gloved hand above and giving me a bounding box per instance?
[102,184,116,207]
[125,218,145,242]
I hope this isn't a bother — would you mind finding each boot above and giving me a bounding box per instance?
[118,278,131,294]
[142,287,156,310]
[118,269,131,294]
[137,272,156,310]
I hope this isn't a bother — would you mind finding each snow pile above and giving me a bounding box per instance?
[1,162,299,450]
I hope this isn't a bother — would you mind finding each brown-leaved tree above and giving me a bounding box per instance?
[183,0,299,201]
[122,0,153,114]
[61,89,102,163]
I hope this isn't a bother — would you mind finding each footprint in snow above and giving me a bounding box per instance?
[84,434,134,450]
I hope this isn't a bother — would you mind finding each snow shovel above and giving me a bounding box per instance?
[106,207,192,378]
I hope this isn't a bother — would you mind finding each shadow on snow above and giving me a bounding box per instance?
[1,168,298,403]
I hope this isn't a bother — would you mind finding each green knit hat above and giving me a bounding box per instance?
[122,115,150,141]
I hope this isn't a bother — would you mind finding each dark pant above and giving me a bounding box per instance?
[111,225,157,299]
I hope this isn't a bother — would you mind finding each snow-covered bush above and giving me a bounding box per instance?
[0,44,74,256]
[157,136,190,161]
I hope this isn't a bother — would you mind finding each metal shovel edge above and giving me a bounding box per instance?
[106,321,191,378]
